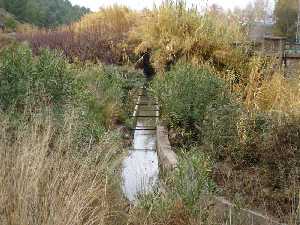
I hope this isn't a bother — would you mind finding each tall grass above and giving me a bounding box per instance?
[17,1,248,71]
[0,33,16,48]
[0,43,145,225]
[0,110,123,225]
[130,1,247,71]
[17,6,138,64]
[254,73,300,115]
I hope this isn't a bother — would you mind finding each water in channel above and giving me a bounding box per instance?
[122,90,159,202]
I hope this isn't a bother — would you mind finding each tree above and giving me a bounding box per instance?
[274,0,298,39]
[253,0,270,22]
[3,0,28,22]
[0,0,90,27]
[233,0,270,25]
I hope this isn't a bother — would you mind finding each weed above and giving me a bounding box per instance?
[0,110,123,225]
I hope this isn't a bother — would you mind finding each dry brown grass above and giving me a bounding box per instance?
[242,55,300,116]
[17,6,139,64]
[254,73,300,116]
[0,111,124,225]
[0,33,15,48]
[129,1,247,71]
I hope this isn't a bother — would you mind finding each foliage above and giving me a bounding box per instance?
[0,44,143,144]
[232,0,270,26]
[274,0,298,39]
[0,44,81,112]
[4,0,300,222]
[172,149,215,212]
[75,5,136,37]
[17,2,250,72]
[154,59,300,220]
[254,72,300,115]
[78,64,144,130]
[203,102,241,161]
[0,0,89,27]
[152,63,231,147]
[0,44,143,225]
[130,148,215,225]
[0,8,19,31]
[130,0,246,71]
[0,109,124,225]
[17,6,139,64]
[4,17,17,29]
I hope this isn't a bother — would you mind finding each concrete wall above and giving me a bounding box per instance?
[156,125,177,172]
[285,58,300,79]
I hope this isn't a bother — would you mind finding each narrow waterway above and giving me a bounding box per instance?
[122,89,159,202]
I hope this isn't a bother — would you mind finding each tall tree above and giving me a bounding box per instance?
[253,0,270,22]
[3,0,28,22]
[0,0,90,27]
[233,0,270,25]
[274,0,298,39]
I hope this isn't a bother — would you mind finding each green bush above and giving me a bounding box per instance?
[152,63,232,147]
[152,64,230,127]
[203,103,241,161]
[0,45,33,111]
[4,17,17,30]
[0,45,82,112]
[173,149,215,213]
[75,65,130,143]
[78,64,144,127]
[0,44,143,147]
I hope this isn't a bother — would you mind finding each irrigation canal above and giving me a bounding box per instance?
[122,87,160,202]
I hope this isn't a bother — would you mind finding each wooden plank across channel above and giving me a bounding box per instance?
[129,148,156,152]
[132,128,157,131]
[131,115,160,118]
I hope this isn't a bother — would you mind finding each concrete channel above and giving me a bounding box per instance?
[121,87,160,202]
[120,87,283,225]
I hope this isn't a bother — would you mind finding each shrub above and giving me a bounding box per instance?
[4,17,17,30]
[152,63,232,145]
[130,0,246,71]
[17,6,138,64]
[0,45,82,112]
[78,64,144,128]
[0,45,34,111]
[0,44,143,146]
[172,149,215,212]
[203,103,241,161]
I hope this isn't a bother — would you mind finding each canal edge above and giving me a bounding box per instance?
[155,124,285,225]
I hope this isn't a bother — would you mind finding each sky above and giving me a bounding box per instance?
[69,0,274,12]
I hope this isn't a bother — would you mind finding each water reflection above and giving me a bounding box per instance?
[122,106,159,202]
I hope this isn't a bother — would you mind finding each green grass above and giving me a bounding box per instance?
[0,43,145,225]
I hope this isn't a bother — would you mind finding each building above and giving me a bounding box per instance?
[248,21,274,43]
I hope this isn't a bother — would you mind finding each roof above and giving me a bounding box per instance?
[264,36,287,40]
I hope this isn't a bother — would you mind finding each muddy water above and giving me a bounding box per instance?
[122,91,159,202]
